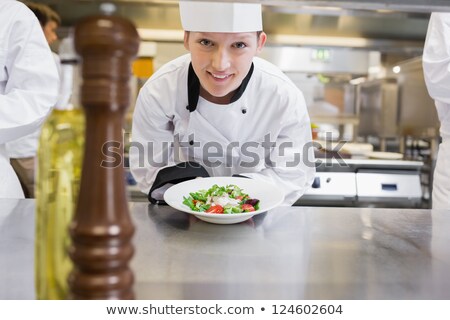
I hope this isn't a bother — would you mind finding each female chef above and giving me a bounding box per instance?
[0,0,59,198]
[130,1,315,205]
[423,13,450,209]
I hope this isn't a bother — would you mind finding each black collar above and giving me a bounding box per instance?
[186,62,254,112]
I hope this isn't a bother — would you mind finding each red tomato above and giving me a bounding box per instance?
[241,204,255,212]
[206,205,224,214]
[236,196,244,200]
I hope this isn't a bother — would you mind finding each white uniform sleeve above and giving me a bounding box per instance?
[130,83,177,195]
[0,4,59,144]
[242,91,316,206]
[130,78,209,200]
[423,13,450,104]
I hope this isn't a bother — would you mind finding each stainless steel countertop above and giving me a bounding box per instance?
[1,199,450,299]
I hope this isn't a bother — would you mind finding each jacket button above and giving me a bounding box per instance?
[242,109,247,114]
[186,105,189,110]
[189,140,194,145]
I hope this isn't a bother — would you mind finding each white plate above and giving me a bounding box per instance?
[163,177,284,224]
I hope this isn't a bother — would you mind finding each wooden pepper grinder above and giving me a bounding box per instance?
[68,4,139,299]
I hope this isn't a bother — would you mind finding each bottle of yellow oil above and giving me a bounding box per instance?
[35,35,84,300]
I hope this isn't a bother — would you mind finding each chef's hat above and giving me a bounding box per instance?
[179,1,262,33]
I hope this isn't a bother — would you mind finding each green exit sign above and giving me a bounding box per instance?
[311,49,331,62]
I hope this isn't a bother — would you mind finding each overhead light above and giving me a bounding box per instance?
[368,66,381,74]
[350,77,366,85]
[265,5,348,17]
[393,66,401,73]
[376,9,396,13]
[302,6,343,11]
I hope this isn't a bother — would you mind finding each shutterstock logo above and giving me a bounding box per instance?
[100,132,349,169]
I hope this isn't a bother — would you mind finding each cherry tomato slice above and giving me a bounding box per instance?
[206,205,224,214]
[241,204,255,212]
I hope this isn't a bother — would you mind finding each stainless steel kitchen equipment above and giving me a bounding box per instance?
[300,172,357,206]
[355,57,440,140]
[356,78,399,139]
[395,57,439,138]
[296,159,424,208]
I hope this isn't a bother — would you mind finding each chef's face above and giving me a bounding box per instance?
[184,31,266,103]
[43,20,58,45]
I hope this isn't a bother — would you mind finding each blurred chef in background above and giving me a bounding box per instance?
[26,1,61,45]
[130,1,315,205]
[5,1,61,198]
[0,0,59,198]
[423,13,450,209]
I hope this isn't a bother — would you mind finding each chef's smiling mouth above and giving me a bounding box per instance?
[207,71,233,80]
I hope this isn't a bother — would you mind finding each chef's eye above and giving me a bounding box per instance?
[233,42,247,49]
[199,39,213,47]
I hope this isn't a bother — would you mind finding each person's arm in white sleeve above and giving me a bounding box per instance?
[423,13,450,104]
[0,3,59,144]
[241,92,316,206]
[130,84,175,195]
[130,82,208,203]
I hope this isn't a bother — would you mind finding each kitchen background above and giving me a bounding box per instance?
[30,0,450,208]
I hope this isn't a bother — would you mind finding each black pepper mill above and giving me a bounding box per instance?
[68,5,139,299]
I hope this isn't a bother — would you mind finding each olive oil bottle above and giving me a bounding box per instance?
[35,35,84,300]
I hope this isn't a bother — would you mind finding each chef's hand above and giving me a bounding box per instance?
[150,183,174,201]
[150,177,203,201]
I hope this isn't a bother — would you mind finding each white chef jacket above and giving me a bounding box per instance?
[0,0,59,198]
[5,53,61,159]
[130,54,315,205]
[423,13,450,209]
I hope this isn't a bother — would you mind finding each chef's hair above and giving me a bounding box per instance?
[24,2,61,27]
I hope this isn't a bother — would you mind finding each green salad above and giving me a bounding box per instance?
[182,184,260,214]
